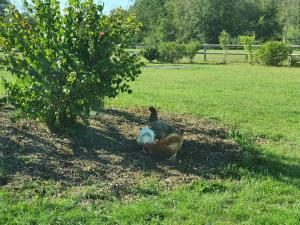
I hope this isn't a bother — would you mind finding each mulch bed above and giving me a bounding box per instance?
[0,106,241,198]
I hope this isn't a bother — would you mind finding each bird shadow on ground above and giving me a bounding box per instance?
[1,107,299,193]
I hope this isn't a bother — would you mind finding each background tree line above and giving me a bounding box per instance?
[129,0,300,44]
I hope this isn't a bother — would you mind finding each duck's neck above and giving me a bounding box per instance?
[149,110,158,123]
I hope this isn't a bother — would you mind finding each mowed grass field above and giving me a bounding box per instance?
[1,64,300,224]
[109,64,300,145]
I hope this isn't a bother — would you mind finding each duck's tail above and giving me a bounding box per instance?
[148,106,158,123]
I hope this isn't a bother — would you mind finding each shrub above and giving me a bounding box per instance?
[157,42,185,63]
[0,0,142,130]
[256,41,292,66]
[219,31,231,64]
[142,45,159,62]
[290,55,300,67]
[239,35,256,64]
[184,41,200,63]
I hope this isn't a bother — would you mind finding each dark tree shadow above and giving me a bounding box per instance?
[1,107,299,190]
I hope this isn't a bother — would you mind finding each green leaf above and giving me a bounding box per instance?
[1,0,142,129]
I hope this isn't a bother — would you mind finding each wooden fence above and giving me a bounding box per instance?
[131,44,300,62]
[199,44,300,62]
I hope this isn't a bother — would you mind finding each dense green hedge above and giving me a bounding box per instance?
[256,41,292,66]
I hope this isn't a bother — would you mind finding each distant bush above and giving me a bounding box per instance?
[184,41,200,63]
[256,41,292,66]
[142,46,159,62]
[158,42,185,63]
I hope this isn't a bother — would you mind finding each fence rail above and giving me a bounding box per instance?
[2,44,300,64]
[200,44,300,48]
[131,44,300,49]
[198,44,300,62]
[130,44,300,62]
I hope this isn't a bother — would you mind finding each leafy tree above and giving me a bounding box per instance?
[129,0,166,43]
[190,0,260,43]
[198,0,234,43]
[277,0,300,42]
[254,2,282,41]
[163,0,202,42]
[219,31,231,64]
[0,0,142,129]
[129,0,299,44]
[240,35,256,64]
[156,17,177,42]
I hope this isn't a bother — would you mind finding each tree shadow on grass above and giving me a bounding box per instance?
[223,132,300,187]
[1,107,299,192]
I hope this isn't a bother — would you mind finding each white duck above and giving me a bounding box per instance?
[136,127,156,145]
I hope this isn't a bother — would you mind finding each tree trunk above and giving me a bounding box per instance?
[282,0,291,43]
[58,110,76,129]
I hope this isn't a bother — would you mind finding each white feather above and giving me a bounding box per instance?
[136,127,155,145]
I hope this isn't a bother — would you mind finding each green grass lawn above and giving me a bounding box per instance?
[106,64,300,223]
[109,64,300,145]
[1,64,300,224]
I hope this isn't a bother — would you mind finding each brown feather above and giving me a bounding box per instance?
[144,133,184,158]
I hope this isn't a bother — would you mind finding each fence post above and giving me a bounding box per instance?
[204,44,207,62]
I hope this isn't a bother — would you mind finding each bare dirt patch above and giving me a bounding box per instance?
[0,106,240,197]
